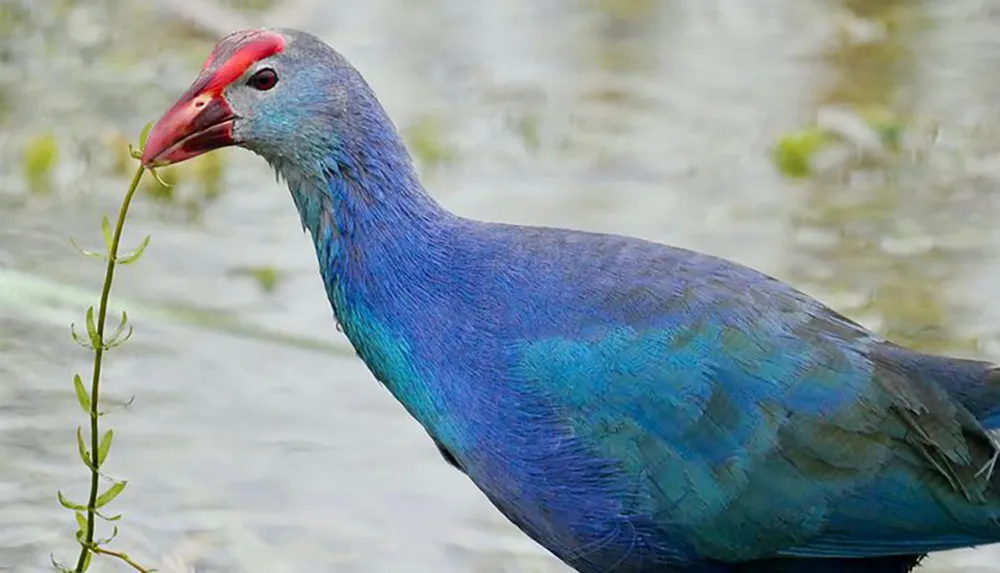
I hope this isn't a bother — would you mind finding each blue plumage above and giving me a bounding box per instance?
[318,215,1000,572]
[142,28,1000,572]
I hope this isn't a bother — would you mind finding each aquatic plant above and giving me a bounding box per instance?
[51,122,166,573]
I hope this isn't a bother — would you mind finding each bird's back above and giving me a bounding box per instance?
[380,219,1000,572]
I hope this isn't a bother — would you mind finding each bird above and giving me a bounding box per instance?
[141,28,1000,573]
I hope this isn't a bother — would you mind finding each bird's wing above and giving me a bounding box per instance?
[511,247,1000,562]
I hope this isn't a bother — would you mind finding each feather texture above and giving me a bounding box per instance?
[181,29,1000,572]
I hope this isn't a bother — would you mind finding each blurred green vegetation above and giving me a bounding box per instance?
[0,2,27,38]
[404,115,458,169]
[773,0,989,356]
[23,134,59,194]
[773,126,831,179]
[228,265,283,293]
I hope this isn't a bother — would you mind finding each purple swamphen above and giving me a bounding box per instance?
[141,29,1000,572]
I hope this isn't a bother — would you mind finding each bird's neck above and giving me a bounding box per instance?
[276,114,469,438]
[276,110,456,334]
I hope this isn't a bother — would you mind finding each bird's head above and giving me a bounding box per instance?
[142,28,388,173]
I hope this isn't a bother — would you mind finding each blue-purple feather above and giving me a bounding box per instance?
[239,28,1000,573]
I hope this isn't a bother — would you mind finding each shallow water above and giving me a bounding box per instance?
[4,0,1000,571]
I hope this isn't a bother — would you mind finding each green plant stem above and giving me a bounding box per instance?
[73,164,145,573]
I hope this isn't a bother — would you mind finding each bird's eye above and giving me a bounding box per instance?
[247,68,278,91]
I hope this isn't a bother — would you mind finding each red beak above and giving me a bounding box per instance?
[141,82,237,168]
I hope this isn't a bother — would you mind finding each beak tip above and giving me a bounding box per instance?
[138,94,236,168]
[139,125,166,168]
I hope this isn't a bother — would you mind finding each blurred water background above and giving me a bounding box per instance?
[4,0,1000,571]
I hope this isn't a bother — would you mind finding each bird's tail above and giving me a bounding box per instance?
[939,362,1000,430]
[880,345,1000,430]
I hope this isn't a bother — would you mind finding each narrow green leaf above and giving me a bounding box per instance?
[96,524,119,546]
[56,490,87,511]
[106,325,134,349]
[76,426,92,470]
[69,237,105,260]
[81,550,92,572]
[73,374,91,413]
[96,508,122,521]
[97,429,113,465]
[150,168,172,188]
[51,554,75,573]
[139,121,153,149]
[95,480,126,508]
[70,324,92,349]
[106,311,133,349]
[99,395,135,416]
[118,235,151,265]
[75,511,88,535]
[101,214,113,253]
[108,310,128,341]
[85,306,98,346]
